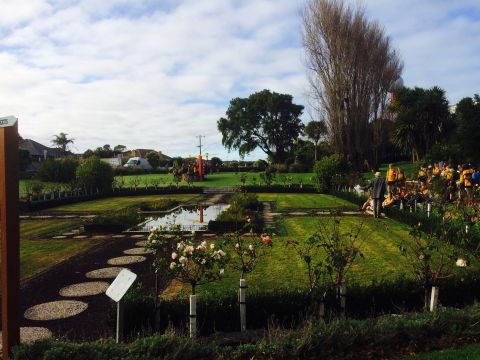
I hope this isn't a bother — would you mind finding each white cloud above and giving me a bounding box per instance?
[0,0,479,158]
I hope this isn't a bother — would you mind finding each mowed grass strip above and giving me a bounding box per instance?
[118,172,315,188]
[21,219,82,239]
[20,238,96,280]
[166,217,412,298]
[2,220,100,281]
[168,215,474,298]
[44,194,199,212]
[258,193,358,211]
[402,343,480,360]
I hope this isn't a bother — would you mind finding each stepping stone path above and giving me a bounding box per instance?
[52,236,67,239]
[123,248,154,255]
[86,267,126,279]
[135,240,148,247]
[131,234,145,238]
[263,202,274,224]
[0,327,52,347]
[25,300,88,321]
[107,256,146,265]
[59,282,110,297]
[112,235,125,238]
[73,235,88,239]
[289,212,309,216]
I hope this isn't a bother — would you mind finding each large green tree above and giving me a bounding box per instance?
[390,86,452,161]
[304,120,327,161]
[454,94,480,162]
[303,0,403,169]
[218,89,304,164]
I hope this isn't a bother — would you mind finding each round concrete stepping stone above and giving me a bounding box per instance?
[124,247,154,255]
[131,234,145,238]
[107,256,146,265]
[135,240,148,247]
[86,267,126,279]
[202,233,216,237]
[59,281,110,297]
[24,300,88,321]
[92,235,106,239]
[0,327,52,347]
[73,235,88,239]
[289,212,308,216]
[113,235,126,238]
[52,236,67,239]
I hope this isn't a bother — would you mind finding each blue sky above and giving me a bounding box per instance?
[0,0,479,160]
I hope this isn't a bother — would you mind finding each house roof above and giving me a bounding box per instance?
[19,139,64,157]
[122,149,172,160]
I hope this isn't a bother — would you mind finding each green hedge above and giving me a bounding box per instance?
[13,303,480,360]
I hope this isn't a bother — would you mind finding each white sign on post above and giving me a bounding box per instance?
[0,116,17,128]
[106,269,137,302]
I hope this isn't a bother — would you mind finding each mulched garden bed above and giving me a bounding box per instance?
[3,235,167,341]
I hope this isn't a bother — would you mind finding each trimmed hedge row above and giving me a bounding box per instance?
[22,187,203,212]
[115,273,480,338]
[13,303,480,360]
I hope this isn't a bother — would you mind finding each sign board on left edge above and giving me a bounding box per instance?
[0,116,17,128]
[106,269,137,302]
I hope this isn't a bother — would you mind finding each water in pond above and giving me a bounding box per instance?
[137,204,229,231]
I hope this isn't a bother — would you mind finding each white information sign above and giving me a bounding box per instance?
[0,116,17,128]
[106,269,137,302]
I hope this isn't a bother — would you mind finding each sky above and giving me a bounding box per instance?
[0,0,479,160]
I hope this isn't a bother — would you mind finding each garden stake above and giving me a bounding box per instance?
[190,295,197,338]
[116,300,124,343]
[427,203,432,218]
[400,201,404,210]
[430,287,439,312]
[239,278,247,332]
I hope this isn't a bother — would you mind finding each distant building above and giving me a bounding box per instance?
[19,138,66,175]
[122,149,172,162]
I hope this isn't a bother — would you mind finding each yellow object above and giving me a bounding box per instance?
[387,168,397,182]
[463,169,474,187]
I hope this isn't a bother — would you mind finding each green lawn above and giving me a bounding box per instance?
[167,215,471,298]
[402,343,480,359]
[19,179,68,198]
[44,194,199,213]
[14,220,99,280]
[258,193,358,211]
[117,172,315,188]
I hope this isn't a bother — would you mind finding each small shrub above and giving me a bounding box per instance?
[313,154,351,193]
[36,157,79,183]
[76,156,114,191]
[87,208,141,232]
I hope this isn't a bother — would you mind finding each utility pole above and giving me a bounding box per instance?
[196,135,205,155]
[196,135,205,181]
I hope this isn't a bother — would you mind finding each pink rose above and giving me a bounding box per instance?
[171,252,177,260]
[262,234,271,246]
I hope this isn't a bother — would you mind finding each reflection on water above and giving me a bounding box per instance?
[138,204,229,231]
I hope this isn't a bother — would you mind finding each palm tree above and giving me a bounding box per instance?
[52,132,74,154]
[391,113,419,163]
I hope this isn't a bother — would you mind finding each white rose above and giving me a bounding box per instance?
[248,244,254,251]
[219,268,224,275]
[210,243,215,249]
[179,256,187,264]
[169,262,176,270]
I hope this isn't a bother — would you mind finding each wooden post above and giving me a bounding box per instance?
[116,300,124,343]
[0,117,20,360]
[239,279,247,332]
[430,287,439,312]
[189,295,196,338]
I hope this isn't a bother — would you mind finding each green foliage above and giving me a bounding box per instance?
[36,157,79,183]
[210,156,223,169]
[253,159,268,170]
[453,94,480,163]
[76,156,114,191]
[90,207,141,230]
[313,154,351,192]
[145,151,160,170]
[391,86,452,161]
[19,148,32,172]
[138,199,179,211]
[52,132,74,153]
[218,89,304,163]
